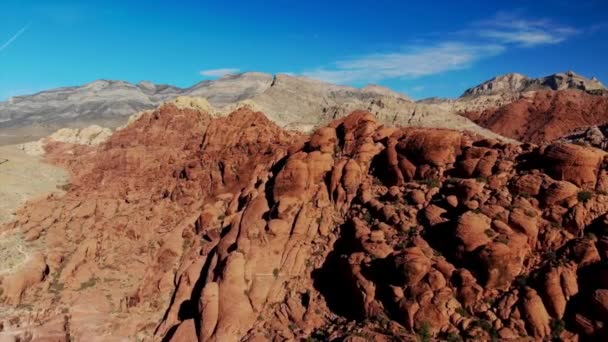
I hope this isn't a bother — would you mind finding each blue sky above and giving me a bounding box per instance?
[0,0,607,100]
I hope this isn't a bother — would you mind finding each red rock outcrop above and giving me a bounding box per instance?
[3,104,608,341]
[463,90,608,143]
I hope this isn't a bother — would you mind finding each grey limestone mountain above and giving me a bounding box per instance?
[0,72,508,144]
[461,70,606,97]
[6,70,599,145]
[416,71,607,115]
[0,73,273,144]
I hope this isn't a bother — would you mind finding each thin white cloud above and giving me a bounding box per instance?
[477,13,579,47]
[0,22,31,53]
[303,43,505,84]
[200,68,240,77]
[298,12,577,84]
[411,86,426,92]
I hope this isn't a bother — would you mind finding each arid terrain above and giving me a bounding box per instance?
[0,144,67,224]
[1,70,608,341]
[463,90,608,144]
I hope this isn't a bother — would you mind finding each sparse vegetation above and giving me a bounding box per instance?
[443,332,463,342]
[509,204,522,211]
[49,281,65,293]
[57,182,72,191]
[546,250,558,264]
[445,177,461,185]
[306,329,330,342]
[416,321,432,342]
[478,319,499,339]
[585,232,597,240]
[515,275,529,286]
[182,235,192,251]
[519,191,531,198]
[78,276,100,290]
[362,211,373,225]
[549,220,562,229]
[484,229,496,238]
[551,318,566,340]
[373,313,392,332]
[333,144,341,157]
[496,235,509,245]
[273,268,280,278]
[407,227,419,239]
[418,177,441,188]
[476,176,489,183]
[17,303,34,311]
[578,190,594,203]
[524,209,537,217]
[479,319,492,331]
[455,306,470,317]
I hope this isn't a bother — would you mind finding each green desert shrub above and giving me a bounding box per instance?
[578,191,594,203]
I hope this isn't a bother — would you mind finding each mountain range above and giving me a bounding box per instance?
[3,96,608,341]
[461,70,606,97]
[3,69,608,341]
[1,70,604,145]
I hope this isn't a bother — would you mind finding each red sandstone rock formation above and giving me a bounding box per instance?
[2,105,608,341]
[463,90,608,144]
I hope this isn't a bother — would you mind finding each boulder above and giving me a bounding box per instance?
[397,130,462,167]
[477,242,523,290]
[393,247,432,286]
[455,212,492,253]
[521,287,551,338]
[541,180,579,206]
[309,127,338,154]
[511,174,544,197]
[543,143,605,188]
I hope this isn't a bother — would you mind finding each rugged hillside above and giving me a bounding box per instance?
[0,73,508,145]
[2,105,608,341]
[559,124,608,151]
[463,90,608,144]
[0,73,273,144]
[462,71,606,98]
[226,74,497,137]
[422,71,607,130]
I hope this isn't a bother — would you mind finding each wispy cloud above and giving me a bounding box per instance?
[0,22,31,53]
[410,86,426,92]
[299,12,577,84]
[200,68,240,77]
[477,13,579,46]
[303,43,504,84]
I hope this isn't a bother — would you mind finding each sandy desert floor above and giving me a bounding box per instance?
[0,144,68,223]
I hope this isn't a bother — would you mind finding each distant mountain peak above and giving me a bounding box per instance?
[361,84,413,101]
[138,81,156,89]
[462,71,605,97]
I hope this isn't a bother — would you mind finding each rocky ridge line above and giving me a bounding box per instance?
[462,71,606,98]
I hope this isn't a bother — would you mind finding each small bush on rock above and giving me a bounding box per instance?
[578,191,593,203]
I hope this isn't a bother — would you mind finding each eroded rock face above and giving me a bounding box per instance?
[542,143,606,188]
[462,90,608,144]
[2,106,608,341]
